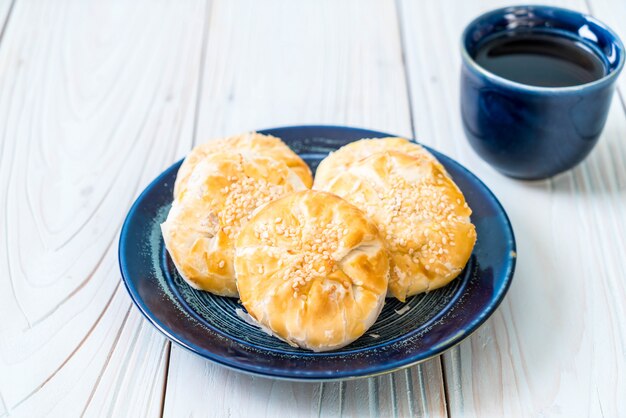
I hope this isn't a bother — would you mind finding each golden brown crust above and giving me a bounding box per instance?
[313,137,440,188]
[174,132,312,200]
[318,151,476,302]
[235,190,389,351]
[161,151,307,297]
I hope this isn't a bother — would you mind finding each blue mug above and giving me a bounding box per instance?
[461,5,624,180]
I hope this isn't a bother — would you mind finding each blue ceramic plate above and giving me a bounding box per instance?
[119,125,516,381]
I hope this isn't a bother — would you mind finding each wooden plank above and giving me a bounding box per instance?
[0,0,16,408]
[0,0,205,415]
[162,0,447,416]
[0,0,12,43]
[398,0,626,416]
[164,350,322,417]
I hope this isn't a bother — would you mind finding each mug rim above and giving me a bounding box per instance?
[460,4,625,94]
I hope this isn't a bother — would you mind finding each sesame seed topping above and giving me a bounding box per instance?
[218,168,289,240]
[258,217,351,298]
[327,153,473,283]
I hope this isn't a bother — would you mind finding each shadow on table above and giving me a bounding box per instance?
[522,133,626,196]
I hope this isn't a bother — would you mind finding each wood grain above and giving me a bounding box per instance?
[3,0,623,416]
[0,0,205,416]
[399,0,626,416]
[0,2,15,417]
[161,0,447,417]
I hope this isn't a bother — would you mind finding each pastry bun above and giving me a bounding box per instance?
[235,190,389,351]
[161,151,307,297]
[318,150,476,302]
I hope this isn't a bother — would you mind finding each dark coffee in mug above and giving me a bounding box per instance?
[473,32,607,87]
[460,6,624,179]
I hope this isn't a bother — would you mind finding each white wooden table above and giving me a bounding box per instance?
[1,0,625,416]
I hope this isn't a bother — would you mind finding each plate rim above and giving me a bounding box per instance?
[118,124,517,381]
